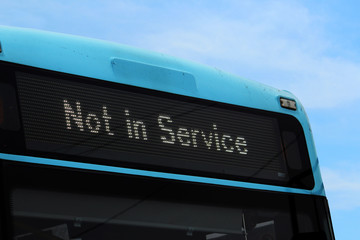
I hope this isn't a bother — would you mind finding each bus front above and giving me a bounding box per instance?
[0,26,334,240]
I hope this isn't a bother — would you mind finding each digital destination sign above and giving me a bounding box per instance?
[16,72,289,183]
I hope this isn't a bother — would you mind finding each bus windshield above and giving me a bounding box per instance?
[7,163,331,240]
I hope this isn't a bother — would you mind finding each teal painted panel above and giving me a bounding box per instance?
[0,26,326,196]
[111,58,197,95]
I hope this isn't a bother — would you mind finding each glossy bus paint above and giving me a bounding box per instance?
[0,26,324,196]
[0,26,335,240]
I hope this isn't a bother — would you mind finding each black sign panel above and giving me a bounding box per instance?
[16,72,289,183]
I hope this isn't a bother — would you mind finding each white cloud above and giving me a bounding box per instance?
[135,1,360,109]
[322,167,360,210]
[323,167,360,191]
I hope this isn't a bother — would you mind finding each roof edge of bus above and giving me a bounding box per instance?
[0,26,302,110]
[0,26,325,196]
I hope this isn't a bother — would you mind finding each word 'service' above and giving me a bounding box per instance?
[63,100,248,155]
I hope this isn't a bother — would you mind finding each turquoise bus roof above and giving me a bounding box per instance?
[0,26,325,196]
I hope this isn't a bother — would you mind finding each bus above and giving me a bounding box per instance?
[0,26,334,240]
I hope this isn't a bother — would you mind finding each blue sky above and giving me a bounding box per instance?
[1,0,359,239]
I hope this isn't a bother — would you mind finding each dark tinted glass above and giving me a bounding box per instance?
[0,83,20,131]
[3,162,332,240]
[16,72,288,184]
[0,61,313,188]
